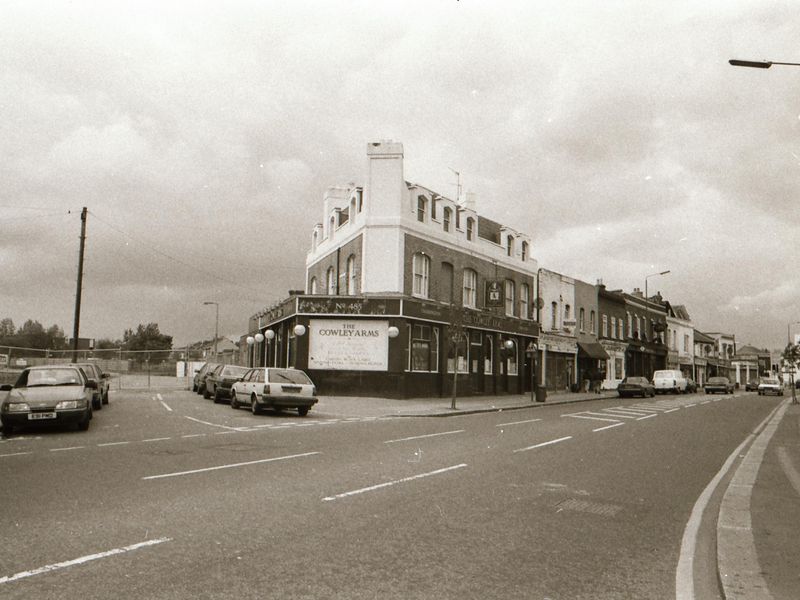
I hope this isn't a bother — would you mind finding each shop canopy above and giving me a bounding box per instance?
[578,341,610,360]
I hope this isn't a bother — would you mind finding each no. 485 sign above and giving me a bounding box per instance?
[308,319,389,371]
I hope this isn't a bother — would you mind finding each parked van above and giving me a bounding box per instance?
[653,369,688,394]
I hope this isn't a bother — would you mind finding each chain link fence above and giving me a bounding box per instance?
[0,346,244,390]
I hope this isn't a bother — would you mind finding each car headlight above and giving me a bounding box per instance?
[56,400,79,410]
[6,402,31,412]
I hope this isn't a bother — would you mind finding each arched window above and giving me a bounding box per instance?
[417,196,427,222]
[466,217,475,241]
[463,269,477,308]
[345,255,357,295]
[579,307,585,331]
[590,310,596,334]
[412,253,430,298]
[521,241,528,262]
[627,312,633,338]
[505,280,515,316]
[551,302,558,329]
[443,207,452,232]
[564,304,571,321]
[309,277,317,295]
[506,235,515,257]
[519,283,530,319]
[326,267,336,295]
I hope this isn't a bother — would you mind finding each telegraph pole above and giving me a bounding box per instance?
[71,207,87,363]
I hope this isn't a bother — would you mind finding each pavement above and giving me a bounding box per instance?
[316,389,800,600]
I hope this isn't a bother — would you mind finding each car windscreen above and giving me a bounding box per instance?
[762,379,779,385]
[267,369,312,385]
[708,378,727,383]
[222,366,249,377]
[22,368,84,387]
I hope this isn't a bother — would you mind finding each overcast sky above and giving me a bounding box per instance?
[2,1,799,349]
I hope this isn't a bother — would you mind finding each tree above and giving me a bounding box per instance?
[782,342,800,405]
[123,323,173,362]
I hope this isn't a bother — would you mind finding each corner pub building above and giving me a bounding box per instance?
[246,141,541,399]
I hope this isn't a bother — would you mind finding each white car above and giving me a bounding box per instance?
[230,367,318,416]
[757,378,783,396]
[653,369,688,394]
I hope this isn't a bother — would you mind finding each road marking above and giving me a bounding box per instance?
[181,434,206,438]
[97,441,130,447]
[563,413,621,423]
[0,537,171,585]
[322,463,468,501]
[184,416,240,431]
[142,451,321,480]
[664,408,680,413]
[700,401,711,405]
[496,418,542,427]
[50,446,85,452]
[159,399,173,412]
[593,422,625,432]
[142,437,171,443]
[637,414,657,421]
[0,451,32,458]
[777,447,800,496]
[514,436,572,453]
[384,430,465,444]
[604,408,654,416]
[685,403,697,407]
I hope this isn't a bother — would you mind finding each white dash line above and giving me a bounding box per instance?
[637,414,657,421]
[384,430,464,444]
[514,436,572,453]
[0,537,171,585]
[322,464,467,501]
[496,418,542,427]
[686,403,697,407]
[142,437,171,443]
[593,422,625,432]
[50,446,85,452]
[563,413,621,423]
[159,400,172,412]
[142,451,320,480]
[183,416,239,430]
[701,401,711,405]
[665,408,681,413]
[181,434,206,438]
[0,451,32,458]
[97,441,130,447]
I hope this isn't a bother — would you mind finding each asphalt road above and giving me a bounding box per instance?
[0,389,781,599]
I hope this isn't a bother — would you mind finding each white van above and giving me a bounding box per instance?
[653,369,688,394]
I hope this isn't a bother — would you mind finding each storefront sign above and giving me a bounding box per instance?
[485,281,504,307]
[298,297,400,316]
[540,333,577,354]
[308,319,389,371]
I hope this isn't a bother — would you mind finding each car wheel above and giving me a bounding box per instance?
[230,391,239,410]
[198,384,205,396]
[203,386,211,399]
[102,390,109,405]
[251,397,260,415]
[1,422,12,437]
[92,394,102,410]
[213,387,222,404]
[77,412,90,431]
[298,407,309,417]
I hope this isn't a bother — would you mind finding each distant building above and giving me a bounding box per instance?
[665,303,694,379]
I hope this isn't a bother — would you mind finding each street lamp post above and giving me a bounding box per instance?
[644,270,670,378]
[203,301,219,359]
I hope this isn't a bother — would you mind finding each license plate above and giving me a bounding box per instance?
[281,385,301,393]
[28,412,56,420]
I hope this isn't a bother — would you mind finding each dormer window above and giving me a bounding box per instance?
[417,196,427,222]
[506,235,515,257]
[466,217,475,241]
[443,207,452,232]
[521,241,528,261]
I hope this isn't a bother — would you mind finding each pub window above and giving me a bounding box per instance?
[326,267,336,295]
[483,336,493,375]
[345,255,357,295]
[590,310,596,334]
[447,331,469,374]
[466,217,475,241]
[408,324,439,373]
[443,207,452,232]
[309,277,317,295]
[505,280,515,316]
[506,235,515,257]
[470,330,482,373]
[521,241,528,262]
[519,283,530,319]
[463,269,477,308]
[579,307,585,332]
[412,253,430,298]
[417,196,427,222]
[505,339,518,375]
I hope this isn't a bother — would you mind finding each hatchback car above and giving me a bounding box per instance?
[193,362,219,395]
[0,365,95,436]
[704,376,734,394]
[230,367,318,416]
[757,378,783,396]
[617,376,655,398]
[205,364,250,403]
[74,362,110,409]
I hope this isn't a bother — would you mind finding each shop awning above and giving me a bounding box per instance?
[578,341,610,360]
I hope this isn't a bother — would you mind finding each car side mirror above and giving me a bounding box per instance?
[101,373,110,379]
[0,384,11,392]
[86,380,98,389]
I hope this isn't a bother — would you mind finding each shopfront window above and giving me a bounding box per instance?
[463,269,477,308]
[483,336,493,374]
[447,332,469,374]
[407,324,439,372]
[412,253,430,298]
[505,339,518,375]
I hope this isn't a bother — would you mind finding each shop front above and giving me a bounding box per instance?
[577,339,610,392]
[626,342,667,379]
[539,333,577,392]
[599,340,627,389]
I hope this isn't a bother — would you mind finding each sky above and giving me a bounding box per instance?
[1,0,799,349]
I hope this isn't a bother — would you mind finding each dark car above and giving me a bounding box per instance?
[617,376,655,398]
[204,364,250,403]
[0,365,95,436]
[704,376,734,394]
[193,362,219,395]
[685,378,698,394]
[74,362,110,409]
[745,379,759,392]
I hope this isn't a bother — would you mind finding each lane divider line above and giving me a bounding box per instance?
[0,451,32,458]
[142,451,321,480]
[322,464,468,502]
[593,422,625,432]
[384,430,465,444]
[50,446,85,452]
[514,436,573,453]
[636,414,657,421]
[496,418,542,427]
[0,537,172,585]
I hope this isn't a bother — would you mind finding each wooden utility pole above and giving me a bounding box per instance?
[71,207,87,363]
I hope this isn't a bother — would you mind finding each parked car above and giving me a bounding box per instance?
[204,364,250,402]
[685,378,698,394]
[0,365,95,436]
[74,362,110,409]
[230,367,318,416]
[745,379,760,392]
[704,376,734,394]
[757,378,783,396]
[193,362,219,395]
[653,369,688,394]
[617,376,655,398]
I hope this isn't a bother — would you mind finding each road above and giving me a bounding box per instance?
[0,388,782,599]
